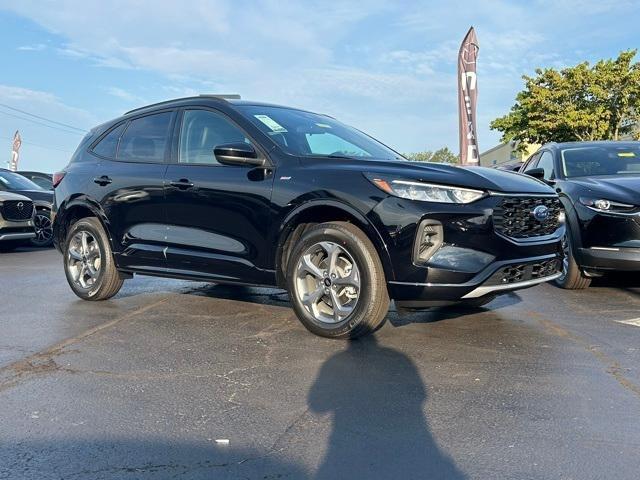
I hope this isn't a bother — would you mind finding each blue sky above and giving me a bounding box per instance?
[0,0,638,172]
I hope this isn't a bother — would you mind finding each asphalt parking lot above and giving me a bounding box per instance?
[1,247,640,479]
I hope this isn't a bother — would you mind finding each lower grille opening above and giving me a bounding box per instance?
[485,258,561,286]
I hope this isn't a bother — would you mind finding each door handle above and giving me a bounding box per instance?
[93,175,112,186]
[170,179,194,190]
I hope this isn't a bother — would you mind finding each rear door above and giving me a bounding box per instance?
[163,107,276,285]
[87,110,175,271]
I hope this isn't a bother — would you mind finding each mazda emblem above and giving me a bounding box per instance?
[532,205,550,222]
[16,202,24,211]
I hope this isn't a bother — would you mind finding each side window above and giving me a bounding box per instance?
[92,122,126,158]
[305,132,370,157]
[522,153,540,172]
[179,109,250,165]
[537,151,555,180]
[117,112,172,163]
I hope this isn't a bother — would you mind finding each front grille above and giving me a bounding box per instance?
[1,200,34,221]
[493,196,562,239]
[485,258,561,286]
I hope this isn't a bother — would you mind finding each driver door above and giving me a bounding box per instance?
[163,107,276,285]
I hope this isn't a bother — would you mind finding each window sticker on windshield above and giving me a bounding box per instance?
[254,115,287,133]
[618,152,636,157]
[315,123,332,129]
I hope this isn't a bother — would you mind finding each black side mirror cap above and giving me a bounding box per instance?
[524,167,545,180]
[214,142,265,167]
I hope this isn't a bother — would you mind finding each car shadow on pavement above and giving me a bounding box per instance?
[388,292,522,328]
[308,335,466,480]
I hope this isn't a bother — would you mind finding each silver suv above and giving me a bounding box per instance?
[0,191,35,251]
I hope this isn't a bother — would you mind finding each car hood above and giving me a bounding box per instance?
[9,189,54,204]
[568,175,640,205]
[332,160,555,194]
[0,191,32,202]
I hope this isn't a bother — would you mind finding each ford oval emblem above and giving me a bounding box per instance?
[532,205,550,222]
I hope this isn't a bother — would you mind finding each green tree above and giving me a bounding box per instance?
[491,50,640,146]
[405,147,458,163]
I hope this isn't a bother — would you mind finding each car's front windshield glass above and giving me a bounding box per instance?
[561,145,640,178]
[0,171,42,190]
[236,105,402,161]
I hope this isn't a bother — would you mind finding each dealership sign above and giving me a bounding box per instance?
[458,27,479,165]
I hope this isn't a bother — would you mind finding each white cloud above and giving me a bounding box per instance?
[17,43,46,51]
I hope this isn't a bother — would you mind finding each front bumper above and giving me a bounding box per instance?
[578,247,640,272]
[389,254,561,307]
[371,193,563,305]
[573,203,640,272]
[0,219,35,242]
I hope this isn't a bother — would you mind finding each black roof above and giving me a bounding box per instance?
[544,140,640,149]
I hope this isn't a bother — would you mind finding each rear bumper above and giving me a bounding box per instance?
[578,247,640,272]
[389,254,562,307]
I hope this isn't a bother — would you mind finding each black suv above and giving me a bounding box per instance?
[53,96,563,338]
[520,141,640,289]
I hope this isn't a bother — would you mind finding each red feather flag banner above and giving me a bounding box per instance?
[458,27,480,165]
[9,130,21,171]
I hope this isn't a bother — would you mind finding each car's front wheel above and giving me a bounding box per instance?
[63,217,124,300]
[555,229,591,290]
[30,209,54,247]
[287,222,389,339]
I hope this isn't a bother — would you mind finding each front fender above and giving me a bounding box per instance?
[275,198,395,285]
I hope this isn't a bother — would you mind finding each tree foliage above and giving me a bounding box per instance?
[404,147,458,163]
[491,50,640,146]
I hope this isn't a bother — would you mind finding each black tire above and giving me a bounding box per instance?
[286,222,389,339]
[63,217,124,300]
[30,209,54,247]
[459,294,497,309]
[555,228,591,290]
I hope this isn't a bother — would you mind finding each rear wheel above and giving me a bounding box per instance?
[287,222,389,339]
[63,217,124,300]
[555,229,591,290]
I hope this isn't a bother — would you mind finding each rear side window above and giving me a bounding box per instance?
[92,123,126,158]
[117,112,172,163]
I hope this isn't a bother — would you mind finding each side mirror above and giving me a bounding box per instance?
[524,167,545,180]
[214,142,265,167]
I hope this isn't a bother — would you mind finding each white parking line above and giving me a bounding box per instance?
[615,318,640,327]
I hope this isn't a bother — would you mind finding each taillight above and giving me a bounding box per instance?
[52,171,66,188]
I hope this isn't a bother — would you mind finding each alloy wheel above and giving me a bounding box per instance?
[67,230,102,289]
[294,241,361,324]
[559,233,570,281]
[31,212,53,246]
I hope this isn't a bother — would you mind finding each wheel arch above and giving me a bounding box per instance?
[274,200,394,288]
[54,197,115,253]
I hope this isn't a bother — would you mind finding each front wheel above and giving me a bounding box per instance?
[554,229,591,290]
[63,217,124,300]
[30,209,54,247]
[286,222,389,339]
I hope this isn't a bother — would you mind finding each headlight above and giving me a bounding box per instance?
[579,197,636,213]
[366,175,485,204]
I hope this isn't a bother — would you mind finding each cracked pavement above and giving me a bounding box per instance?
[1,247,640,479]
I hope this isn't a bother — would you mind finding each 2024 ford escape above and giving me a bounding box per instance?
[52,95,564,338]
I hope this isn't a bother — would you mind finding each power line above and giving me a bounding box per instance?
[0,136,73,154]
[0,109,85,136]
[0,103,87,132]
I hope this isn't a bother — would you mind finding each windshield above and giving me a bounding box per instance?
[561,145,640,178]
[0,170,43,190]
[237,105,402,161]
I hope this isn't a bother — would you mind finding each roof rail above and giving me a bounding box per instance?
[199,94,241,99]
[124,94,241,115]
